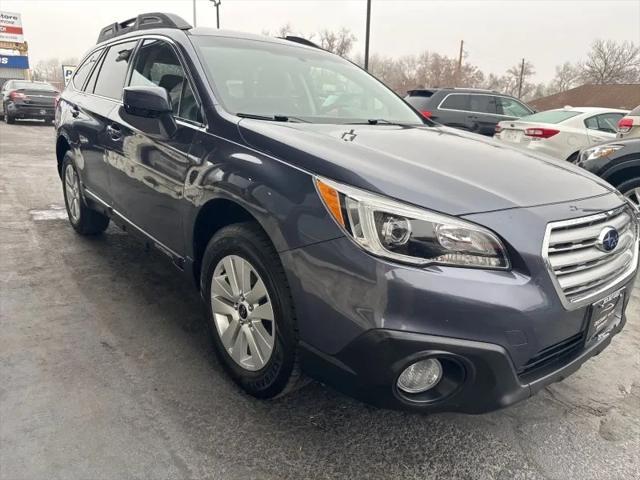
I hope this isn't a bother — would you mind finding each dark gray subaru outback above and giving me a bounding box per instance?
[54,13,638,413]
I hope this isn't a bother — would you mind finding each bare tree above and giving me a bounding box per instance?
[318,28,356,57]
[548,61,581,93]
[32,57,77,84]
[579,39,640,84]
[501,60,535,98]
[262,23,314,40]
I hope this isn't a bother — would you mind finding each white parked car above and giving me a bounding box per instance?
[617,105,640,139]
[494,107,628,161]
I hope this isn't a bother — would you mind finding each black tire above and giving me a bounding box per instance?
[5,108,15,124]
[566,151,580,163]
[201,222,303,398]
[617,177,640,206]
[61,152,110,235]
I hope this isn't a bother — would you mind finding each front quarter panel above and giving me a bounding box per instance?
[183,125,345,256]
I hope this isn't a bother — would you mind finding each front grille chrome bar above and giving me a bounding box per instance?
[542,206,639,310]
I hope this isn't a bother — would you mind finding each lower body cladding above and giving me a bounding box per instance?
[281,193,637,413]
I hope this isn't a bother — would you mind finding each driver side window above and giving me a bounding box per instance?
[129,39,202,123]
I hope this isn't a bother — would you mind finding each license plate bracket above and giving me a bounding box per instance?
[586,288,624,343]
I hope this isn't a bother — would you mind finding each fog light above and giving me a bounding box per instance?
[397,358,443,394]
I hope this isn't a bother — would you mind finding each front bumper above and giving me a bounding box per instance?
[282,192,636,413]
[300,310,627,413]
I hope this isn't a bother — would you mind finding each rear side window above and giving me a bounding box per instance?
[93,41,138,100]
[72,49,103,90]
[496,97,531,117]
[469,95,496,114]
[585,113,625,133]
[519,110,582,124]
[440,93,470,111]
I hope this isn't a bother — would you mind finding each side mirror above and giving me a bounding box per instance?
[122,86,177,138]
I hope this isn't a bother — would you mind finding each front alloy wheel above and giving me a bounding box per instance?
[201,222,303,398]
[211,255,276,371]
[624,187,640,209]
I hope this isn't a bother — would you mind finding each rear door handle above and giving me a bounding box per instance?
[106,124,122,141]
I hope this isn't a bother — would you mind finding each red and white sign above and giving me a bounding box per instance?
[0,11,24,43]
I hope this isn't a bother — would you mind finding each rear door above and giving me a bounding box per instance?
[465,94,500,135]
[65,47,114,202]
[74,41,138,204]
[107,38,202,256]
[436,93,470,130]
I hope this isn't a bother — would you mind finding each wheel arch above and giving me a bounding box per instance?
[55,132,73,178]
[190,197,277,289]
[600,156,640,188]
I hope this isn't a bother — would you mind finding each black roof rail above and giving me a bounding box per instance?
[97,12,192,44]
[281,35,322,49]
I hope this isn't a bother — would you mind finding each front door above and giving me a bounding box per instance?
[107,38,203,256]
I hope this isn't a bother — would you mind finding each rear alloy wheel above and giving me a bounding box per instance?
[61,152,110,235]
[64,162,82,224]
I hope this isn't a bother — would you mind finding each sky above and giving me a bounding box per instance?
[1,0,639,83]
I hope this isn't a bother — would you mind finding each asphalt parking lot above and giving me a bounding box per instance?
[1,120,639,480]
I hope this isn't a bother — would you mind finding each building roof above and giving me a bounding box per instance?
[530,84,640,111]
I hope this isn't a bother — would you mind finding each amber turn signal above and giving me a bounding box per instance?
[315,178,345,227]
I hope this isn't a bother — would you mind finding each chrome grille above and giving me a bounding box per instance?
[543,206,638,308]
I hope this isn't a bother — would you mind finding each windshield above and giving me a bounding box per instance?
[11,81,56,91]
[519,110,582,124]
[191,36,423,125]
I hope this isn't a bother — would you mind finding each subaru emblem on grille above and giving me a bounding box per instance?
[597,226,619,252]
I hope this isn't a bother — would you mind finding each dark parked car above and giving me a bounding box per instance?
[1,80,59,124]
[404,88,534,136]
[55,13,638,413]
[579,138,640,209]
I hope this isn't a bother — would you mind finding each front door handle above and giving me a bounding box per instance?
[106,124,122,141]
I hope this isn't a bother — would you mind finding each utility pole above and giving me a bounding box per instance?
[364,0,371,71]
[193,0,197,27]
[210,0,222,28]
[456,40,464,87]
[518,57,525,98]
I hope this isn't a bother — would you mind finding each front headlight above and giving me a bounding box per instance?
[580,144,624,163]
[315,177,510,269]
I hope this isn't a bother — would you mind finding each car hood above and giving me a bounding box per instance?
[238,120,616,215]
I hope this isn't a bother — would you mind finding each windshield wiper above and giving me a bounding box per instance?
[365,119,422,126]
[236,113,310,123]
[343,118,422,127]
